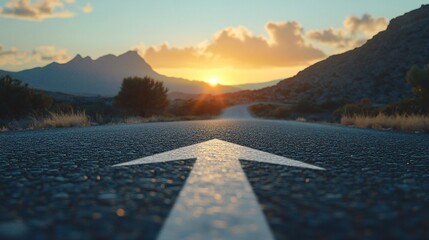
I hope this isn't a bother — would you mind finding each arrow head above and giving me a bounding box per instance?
[113,139,324,170]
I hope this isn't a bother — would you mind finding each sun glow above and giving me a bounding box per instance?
[208,77,219,87]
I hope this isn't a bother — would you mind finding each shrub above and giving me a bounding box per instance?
[32,111,90,129]
[272,106,291,118]
[406,65,429,106]
[0,75,52,118]
[382,99,423,115]
[335,98,379,116]
[115,76,169,117]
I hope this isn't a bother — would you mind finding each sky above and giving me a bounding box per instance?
[0,0,428,85]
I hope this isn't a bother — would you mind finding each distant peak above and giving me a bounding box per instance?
[117,50,151,68]
[119,50,141,58]
[70,54,92,63]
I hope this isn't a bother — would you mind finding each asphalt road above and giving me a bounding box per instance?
[1,119,429,239]
[216,104,254,119]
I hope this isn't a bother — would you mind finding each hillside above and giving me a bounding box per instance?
[233,79,281,90]
[0,51,239,96]
[258,5,429,104]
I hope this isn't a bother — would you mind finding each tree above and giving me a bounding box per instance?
[115,76,169,116]
[406,64,429,110]
[0,75,53,118]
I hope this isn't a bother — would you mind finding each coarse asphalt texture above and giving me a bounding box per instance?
[1,117,429,239]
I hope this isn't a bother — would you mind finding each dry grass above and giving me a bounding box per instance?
[32,111,90,129]
[341,114,429,132]
[296,117,307,122]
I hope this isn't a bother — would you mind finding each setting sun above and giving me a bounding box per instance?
[208,78,219,86]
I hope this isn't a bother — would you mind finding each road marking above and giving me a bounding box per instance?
[114,139,324,240]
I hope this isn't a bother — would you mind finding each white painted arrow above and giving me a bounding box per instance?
[114,139,324,240]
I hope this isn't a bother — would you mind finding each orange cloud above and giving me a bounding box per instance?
[307,14,388,51]
[212,22,325,67]
[142,43,216,68]
[0,0,94,21]
[136,15,387,69]
[137,22,326,69]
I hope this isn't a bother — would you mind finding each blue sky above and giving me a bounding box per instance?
[0,0,428,84]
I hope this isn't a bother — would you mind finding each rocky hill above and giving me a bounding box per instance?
[0,51,239,96]
[260,5,429,104]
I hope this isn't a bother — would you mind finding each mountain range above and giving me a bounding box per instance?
[234,79,281,91]
[2,5,427,102]
[255,5,429,104]
[0,51,243,96]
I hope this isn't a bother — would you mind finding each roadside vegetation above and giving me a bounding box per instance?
[0,75,227,132]
[0,75,52,119]
[341,114,429,132]
[115,76,169,117]
[249,100,342,122]
[31,111,90,129]
[336,64,429,132]
[249,64,429,132]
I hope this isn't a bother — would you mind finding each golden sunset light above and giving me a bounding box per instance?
[209,77,219,86]
[1,1,429,239]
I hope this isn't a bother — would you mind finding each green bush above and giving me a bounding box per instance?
[0,75,52,118]
[382,99,423,115]
[115,76,169,117]
[406,65,429,101]
[406,64,429,112]
[272,106,291,118]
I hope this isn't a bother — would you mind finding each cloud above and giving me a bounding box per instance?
[141,43,215,68]
[137,16,387,69]
[207,22,325,67]
[82,3,92,13]
[0,0,94,20]
[344,14,388,35]
[137,21,326,69]
[307,28,345,44]
[33,45,70,62]
[307,14,388,51]
[307,28,361,49]
[0,46,28,65]
[0,45,70,66]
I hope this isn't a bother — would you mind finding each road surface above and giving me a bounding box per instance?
[1,117,428,239]
[217,104,255,119]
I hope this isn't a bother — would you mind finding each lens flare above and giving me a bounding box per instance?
[209,78,219,87]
